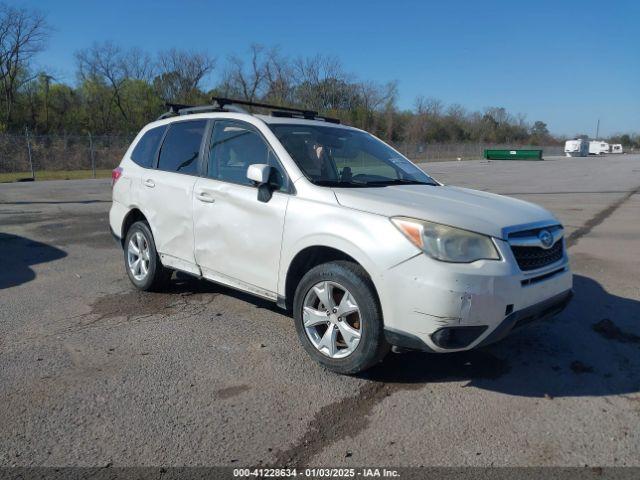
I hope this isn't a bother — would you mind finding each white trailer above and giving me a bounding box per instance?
[589,140,610,155]
[611,144,623,154]
[564,139,589,157]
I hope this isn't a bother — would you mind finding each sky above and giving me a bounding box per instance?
[15,0,640,137]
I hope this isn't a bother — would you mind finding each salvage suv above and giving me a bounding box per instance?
[110,98,573,374]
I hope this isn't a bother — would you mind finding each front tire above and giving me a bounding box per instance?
[293,261,389,374]
[123,221,171,291]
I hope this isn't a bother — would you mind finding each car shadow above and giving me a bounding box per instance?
[363,274,640,398]
[0,233,67,289]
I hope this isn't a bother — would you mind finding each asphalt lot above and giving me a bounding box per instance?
[1,154,639,467]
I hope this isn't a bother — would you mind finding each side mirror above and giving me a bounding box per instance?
[247,164,271,185]
[247,163,275,203]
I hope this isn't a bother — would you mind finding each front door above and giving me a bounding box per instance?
[192,119,290,297]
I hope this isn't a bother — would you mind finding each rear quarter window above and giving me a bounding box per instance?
[130,125,166,168]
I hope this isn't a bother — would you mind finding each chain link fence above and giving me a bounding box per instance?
[0,132,564,182]
[0,133,134,181]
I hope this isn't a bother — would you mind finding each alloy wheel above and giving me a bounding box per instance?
[302,280,362,358]
[127,231,150,281]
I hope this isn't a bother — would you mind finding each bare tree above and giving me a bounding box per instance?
[0,3,49,126]
[414,96,443,117]
[123,47,155,82]
[76,42,156,128]
[356,80,397,132]
[359,81,386,111]
[292,54,356,111]
[263,47,294,105]
[220,44,268,105]
[155,48,215,103]
[77,42,128,122]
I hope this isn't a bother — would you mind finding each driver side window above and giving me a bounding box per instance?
[208,120,288,191]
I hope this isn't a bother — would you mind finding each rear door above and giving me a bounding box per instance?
[120,124,167,215]
[139,119,208,274]
[192,119,290,296]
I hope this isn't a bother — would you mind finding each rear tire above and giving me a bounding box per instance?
[293,260,389,374]
[123,221,171,291]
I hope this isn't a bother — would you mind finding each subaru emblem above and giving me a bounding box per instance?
[538,229,553,249]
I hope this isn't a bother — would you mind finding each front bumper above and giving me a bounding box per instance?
[476,289,572,347]
[379,238,573,352]
[385,289,572,352]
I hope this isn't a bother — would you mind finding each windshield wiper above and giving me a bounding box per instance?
[314,180,370,188]
[314,179,436,188]
[365,179,437,186]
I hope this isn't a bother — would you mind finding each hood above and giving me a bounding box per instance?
[332,185,557,239]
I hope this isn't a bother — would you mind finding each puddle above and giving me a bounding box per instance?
[89,289,183,321]
[570,360,594,374]
[89,276,220,322]
[593,319,640,344]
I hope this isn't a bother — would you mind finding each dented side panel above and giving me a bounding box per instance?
[137,169,199,266]
[192,177,289,294]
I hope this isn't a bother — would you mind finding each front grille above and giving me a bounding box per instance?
[511,240,563,271]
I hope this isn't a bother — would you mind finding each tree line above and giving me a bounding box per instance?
[1,3,637,149]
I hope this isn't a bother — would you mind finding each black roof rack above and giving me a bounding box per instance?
[212,97,316,116]
[157,97,340,124]
[212,97,340,124]
[270,110,340,124]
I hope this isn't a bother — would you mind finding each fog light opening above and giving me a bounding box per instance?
[431,325,488,349]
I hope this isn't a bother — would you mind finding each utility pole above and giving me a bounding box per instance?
[88,132,96,179]
[40,73,55,131]
[25,127,35,181]
[595,119,600,140]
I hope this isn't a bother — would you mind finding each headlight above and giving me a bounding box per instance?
[391,217,500,263]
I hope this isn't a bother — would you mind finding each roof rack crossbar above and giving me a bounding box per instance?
[212,97,319,117]
[270,110,340,124]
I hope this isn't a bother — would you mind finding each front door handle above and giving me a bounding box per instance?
[196,192,215,203]
[144,179,155,188]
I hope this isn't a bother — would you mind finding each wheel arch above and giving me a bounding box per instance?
[281,243,381,312]
[120,208,149,247]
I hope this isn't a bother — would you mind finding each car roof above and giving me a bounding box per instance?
[143,111,358,132]
[253,114,355,129]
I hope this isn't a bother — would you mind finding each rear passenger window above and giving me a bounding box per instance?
[157,120,206,175]
[131,125,166,168]
[208,120,287,190]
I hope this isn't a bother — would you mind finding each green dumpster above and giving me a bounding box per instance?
[484,149,543,160]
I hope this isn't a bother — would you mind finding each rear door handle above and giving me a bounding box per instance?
[144,179,155,188]
[196,192,215,203]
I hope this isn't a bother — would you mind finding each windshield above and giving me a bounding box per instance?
[269,124,437,187]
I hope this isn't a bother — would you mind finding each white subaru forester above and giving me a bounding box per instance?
[110,98,573,374]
